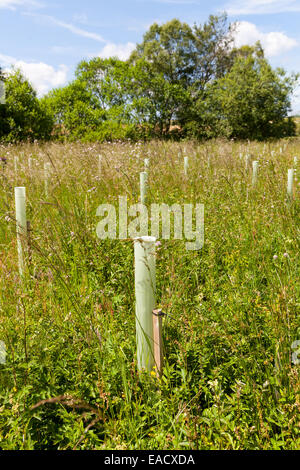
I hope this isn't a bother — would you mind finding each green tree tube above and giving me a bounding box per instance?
[144,158,149,173]
[15,187,27,276]
[28,157,32,176]
[14,156,18,174]
[287,169,294,200]
[245,154,250,170]
[184,156,189,176]
[134,236,156,372]
[140,171,148,205]
[98,155,102,177]
[44,162,51,197]
[252,160,259,186]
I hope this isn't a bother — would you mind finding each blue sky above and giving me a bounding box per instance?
[1,0,300,112]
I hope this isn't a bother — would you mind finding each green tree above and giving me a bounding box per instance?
[0,69,53,142]
[75,57,131,115]
[204,49,298,140]
[41,78,105,139]
[42,58,143,141]
[129,14,234,136]
[128,58,189,137]
[74,57,156,140]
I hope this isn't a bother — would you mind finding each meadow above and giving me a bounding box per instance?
[0,138,299,450]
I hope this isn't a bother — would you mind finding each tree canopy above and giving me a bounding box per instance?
[1,15,298,143]
[0,69,53,142]
[205,49,297,140]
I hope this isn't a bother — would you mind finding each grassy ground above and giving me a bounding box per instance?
[0,138,299,450]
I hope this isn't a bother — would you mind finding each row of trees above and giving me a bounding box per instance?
[0,14,298,142]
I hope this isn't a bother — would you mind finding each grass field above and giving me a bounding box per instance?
[0,139,299,450]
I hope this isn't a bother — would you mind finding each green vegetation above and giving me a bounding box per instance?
[204,45,297,140]
[1,14,298,143]
[0,70,53,142]
[0,139,299,449]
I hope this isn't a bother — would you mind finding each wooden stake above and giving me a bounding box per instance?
[152,308,164,377]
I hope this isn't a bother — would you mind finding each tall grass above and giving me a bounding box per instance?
[0,138,299,450]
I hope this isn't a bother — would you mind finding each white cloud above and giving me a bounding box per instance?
[47,16,106,43]
[72,12,89,25]
[0,0,42,9]
[0,53,68,95]
[227,0,300,15]
[23,12,106,42]
[0,52,16,65]
[234,21,298,57]
[15,62,68,95]
[4,5,106,43]
[97,42,136,60]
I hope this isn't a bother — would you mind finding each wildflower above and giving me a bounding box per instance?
[283,252,289,258]
[273,255,278,260]
[155,241,162,247]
